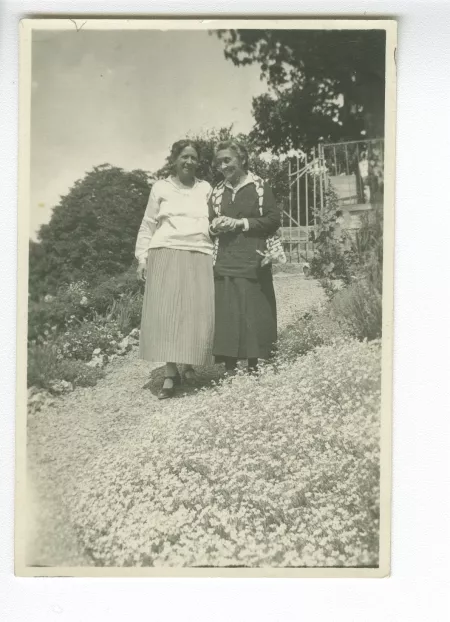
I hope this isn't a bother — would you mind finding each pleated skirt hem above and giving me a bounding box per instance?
[139,248,214,366]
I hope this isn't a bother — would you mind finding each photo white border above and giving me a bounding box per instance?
[3,0,450,619]
[14,17,396,579]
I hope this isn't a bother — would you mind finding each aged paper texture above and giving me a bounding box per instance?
[16,18,396,577]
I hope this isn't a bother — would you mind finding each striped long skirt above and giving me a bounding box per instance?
[139,248,214,366]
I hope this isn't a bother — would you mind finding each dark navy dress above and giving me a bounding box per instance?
[209,177,281,361]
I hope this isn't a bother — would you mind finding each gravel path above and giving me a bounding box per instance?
[26,274,324,567]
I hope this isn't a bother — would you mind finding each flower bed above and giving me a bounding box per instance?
[70,338,381,567]
[28,268,142,342]
[27,325,140,397]
[275,304,349,363]
[27,268,144,398]
[54,318,126,361]
[27,275,381,567]
[27,345,105,392]
[330,278,382,341]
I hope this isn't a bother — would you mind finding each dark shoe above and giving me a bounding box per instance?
[157,386,175,400]
[157,373,181,400]
[224,357,238,372]
[246,358,259,377]
[182,367,196,385]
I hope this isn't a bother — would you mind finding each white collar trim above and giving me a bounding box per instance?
[224,172,254,195]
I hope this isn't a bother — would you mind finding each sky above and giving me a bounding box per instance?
[30,29,267,239]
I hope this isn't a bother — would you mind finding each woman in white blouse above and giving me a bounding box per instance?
[135,140,214,399]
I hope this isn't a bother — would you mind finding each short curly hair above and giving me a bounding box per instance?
[214,140,249,172]
[169,139,200,164]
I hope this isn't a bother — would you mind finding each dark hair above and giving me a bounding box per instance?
[169,139,200,163]
[215,140,249,172]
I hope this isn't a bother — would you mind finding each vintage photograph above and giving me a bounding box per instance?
[16,19,396,577]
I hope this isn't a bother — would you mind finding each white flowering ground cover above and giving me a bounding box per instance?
[26,274,381,568]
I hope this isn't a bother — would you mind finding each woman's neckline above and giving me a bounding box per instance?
[170,175,197,190]
[227,172,250,189]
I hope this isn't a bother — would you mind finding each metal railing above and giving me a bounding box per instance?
[321,138,384,206]
[280,138,385,263]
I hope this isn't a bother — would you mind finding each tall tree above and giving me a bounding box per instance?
[215,29,386,153]
[29,165,154,299]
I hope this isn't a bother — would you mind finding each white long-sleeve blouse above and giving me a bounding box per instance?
[135,176,214,263]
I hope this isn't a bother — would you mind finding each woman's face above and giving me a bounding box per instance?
[215,148,245,183]
[174,146,198,178]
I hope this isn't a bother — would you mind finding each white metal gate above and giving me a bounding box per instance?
[281,138,384,262]
[282,147,326,262]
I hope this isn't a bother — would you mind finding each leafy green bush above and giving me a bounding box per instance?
[28,345,104,390]
[276,307,348,363]
[89,267,143,316]
[309,244,354,283]
[54,318,126,361]
[28,166,153,299]
[27,266,144,390]
[330,278,382,341]
[308,181,384,310]
[351,204,383,292]
[309,186,354,284]
[318,204,383,341]
[28,268,143,342]
[105,293,143,334]
[28,282,91,341]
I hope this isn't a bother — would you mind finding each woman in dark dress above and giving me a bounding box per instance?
[209,140,281,374]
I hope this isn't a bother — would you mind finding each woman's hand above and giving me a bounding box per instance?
[211,216,228,232]
[137,261,147,281]
[212,216,244,233]
[210,217,223,233]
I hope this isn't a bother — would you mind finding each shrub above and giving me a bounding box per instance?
[309,242,354,283]
[28,166,153,299]
[309,186,354,285]
[347,203,384,293]
[28,344,104,390]
[54,318,126,361]
[28,281,91,341]
[330,278,382,341]
[316,277,346,300]
[89,267,143,316]
[28,268,143,342]
[276,306,348,363]
[355,206,383,291]
[308,182,384,308]
[105,293,143,334]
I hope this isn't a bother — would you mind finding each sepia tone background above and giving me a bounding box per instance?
[19,19,395,577]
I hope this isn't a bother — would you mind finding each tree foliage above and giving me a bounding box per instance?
[29,165,154,299]
[215,29,386,153]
